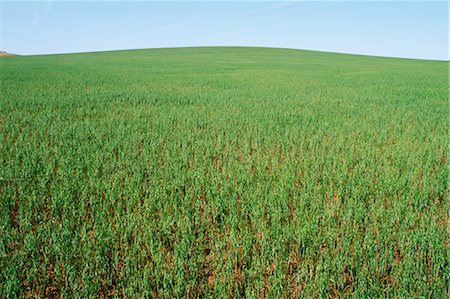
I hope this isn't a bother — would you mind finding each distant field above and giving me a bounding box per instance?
[0,47,448,297]
[0,52,15,57]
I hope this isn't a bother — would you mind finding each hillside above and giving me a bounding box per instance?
[0,51,16,57]
[0,47,448,297]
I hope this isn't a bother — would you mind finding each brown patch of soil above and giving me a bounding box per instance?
[0,51,16,57]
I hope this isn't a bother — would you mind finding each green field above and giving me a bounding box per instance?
[0,47,448,297]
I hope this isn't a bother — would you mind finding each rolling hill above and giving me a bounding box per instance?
[0,47,448,297]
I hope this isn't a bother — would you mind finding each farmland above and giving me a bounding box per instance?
[0,47,448,297]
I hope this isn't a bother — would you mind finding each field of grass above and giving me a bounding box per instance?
[0,47,448,297]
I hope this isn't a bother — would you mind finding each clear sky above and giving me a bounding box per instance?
[1,1,448,60]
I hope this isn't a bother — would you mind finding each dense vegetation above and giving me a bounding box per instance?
[0,47,448,297]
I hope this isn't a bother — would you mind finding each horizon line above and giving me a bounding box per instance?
[2,46,449,62]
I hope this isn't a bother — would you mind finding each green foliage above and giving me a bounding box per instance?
[0,47,448,297]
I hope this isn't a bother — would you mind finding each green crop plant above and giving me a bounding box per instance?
[0,47,448,297]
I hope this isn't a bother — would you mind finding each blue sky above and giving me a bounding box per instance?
[1,1,448,60]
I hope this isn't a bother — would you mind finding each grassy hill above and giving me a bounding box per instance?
[0,47,448,297]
